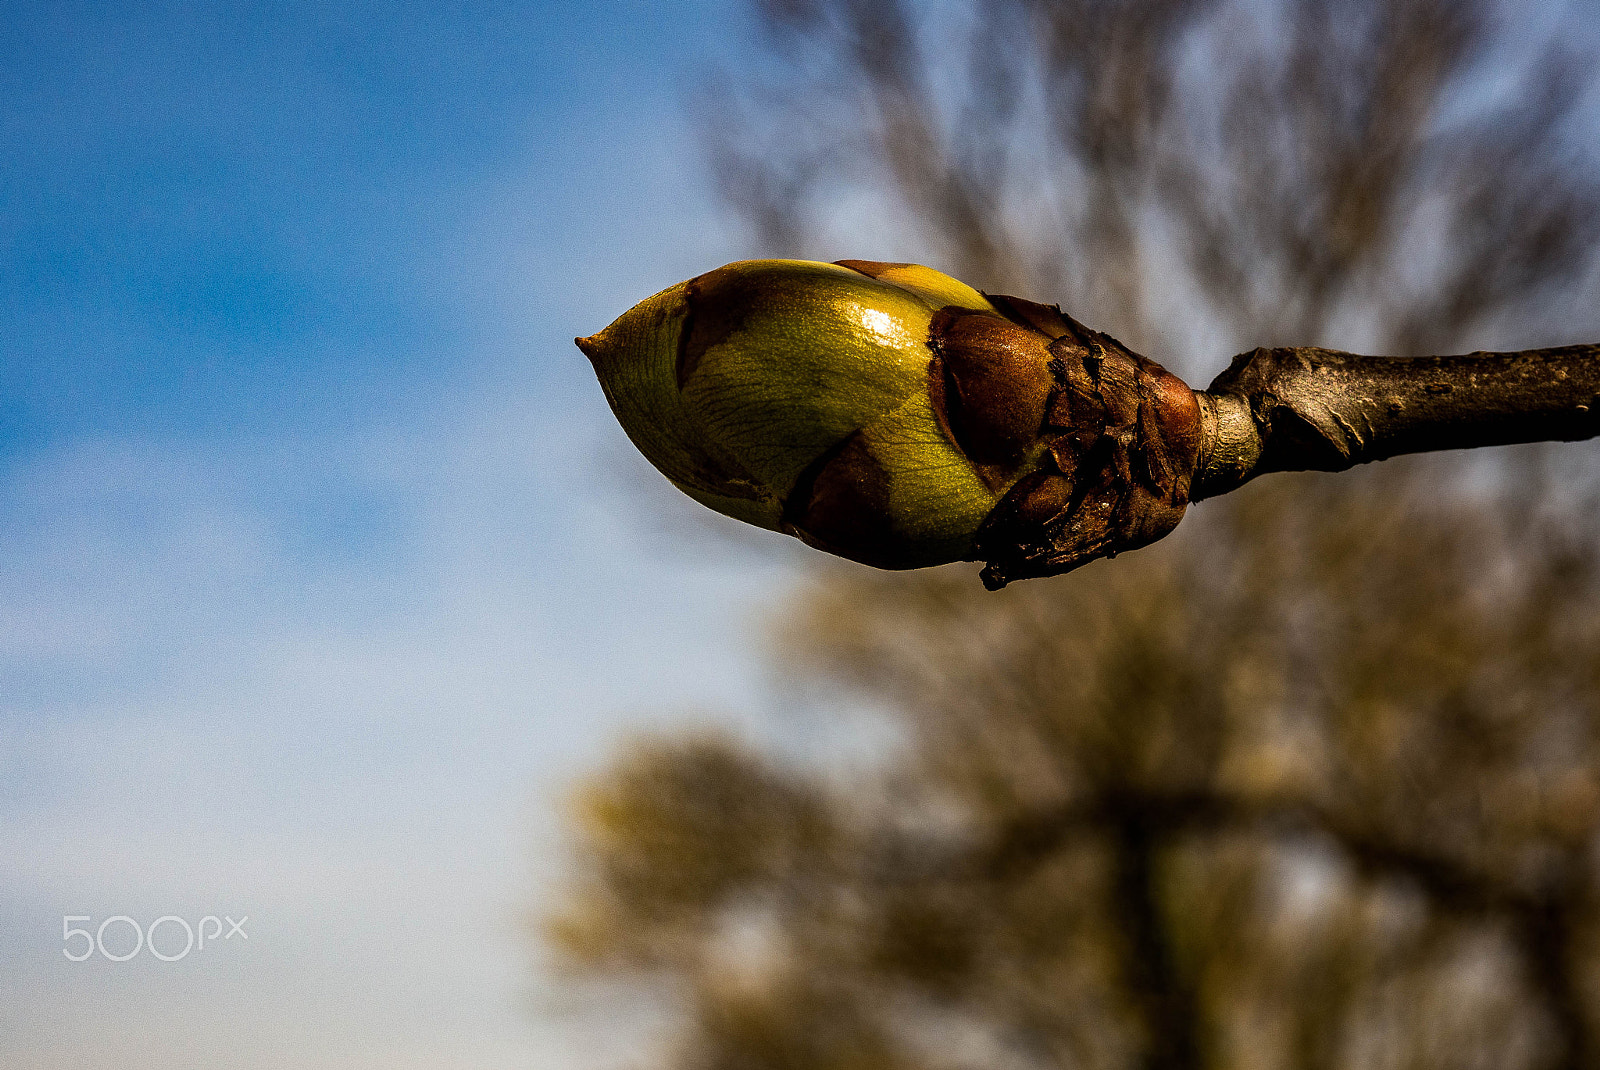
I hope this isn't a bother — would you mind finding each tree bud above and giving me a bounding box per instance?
[578,260,1202,588]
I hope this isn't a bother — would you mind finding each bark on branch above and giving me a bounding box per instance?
[1192,344,1600,500]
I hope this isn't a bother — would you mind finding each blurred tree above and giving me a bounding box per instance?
[702,0,1599,361]
[547,1,1600,1068]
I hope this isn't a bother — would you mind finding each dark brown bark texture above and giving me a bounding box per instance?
[1192,344,1600,500]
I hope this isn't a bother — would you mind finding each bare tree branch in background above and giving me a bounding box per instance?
[550,1,1600,1068]
[707,0,1600,361]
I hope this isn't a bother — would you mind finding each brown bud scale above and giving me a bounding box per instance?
[973,297,1202,589]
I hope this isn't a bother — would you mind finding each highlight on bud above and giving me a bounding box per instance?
[577,259,1203,588]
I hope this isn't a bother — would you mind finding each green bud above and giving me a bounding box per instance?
[578,259,1203,588]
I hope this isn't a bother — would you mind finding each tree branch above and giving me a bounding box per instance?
[1192,344,1600,499]
[976,790,1599,1069]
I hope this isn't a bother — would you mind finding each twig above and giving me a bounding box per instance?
[1193,345,1600,500]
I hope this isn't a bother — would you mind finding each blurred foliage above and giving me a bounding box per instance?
[550,466,1600,1069]
[549,0,1600,1067]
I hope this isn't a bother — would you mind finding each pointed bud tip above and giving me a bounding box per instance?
[575,334,601,362]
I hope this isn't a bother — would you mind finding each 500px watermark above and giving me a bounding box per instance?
[62,914,248,962]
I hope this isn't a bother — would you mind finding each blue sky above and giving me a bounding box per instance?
[0,2,815,1065]
[1,0,749,448]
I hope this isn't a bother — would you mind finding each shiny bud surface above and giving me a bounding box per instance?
[578,259,1202,587]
